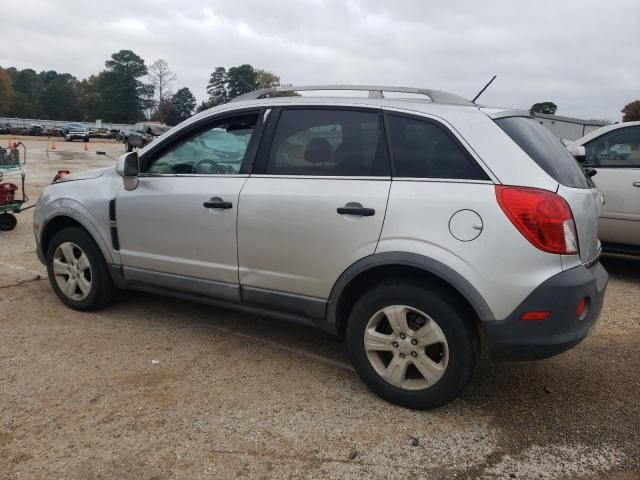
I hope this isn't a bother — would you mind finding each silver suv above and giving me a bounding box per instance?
[33,85,608,409]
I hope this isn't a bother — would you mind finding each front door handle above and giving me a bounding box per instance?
[337,206,375,216]
[203,198,233,209]
[633,182,640,188]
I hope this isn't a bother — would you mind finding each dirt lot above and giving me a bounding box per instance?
[1,136,639,480]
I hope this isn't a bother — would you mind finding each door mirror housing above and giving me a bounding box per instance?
[116,152,139,177]
[567,144,586,162]
[116,152,139,190]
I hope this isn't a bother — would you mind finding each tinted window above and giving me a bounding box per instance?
[495,116,590,188]
[387,115,488,180]
[584,126,640,168]
[144,114,257,175]
[265,109,389,176]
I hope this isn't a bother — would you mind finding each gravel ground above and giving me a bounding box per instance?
[0,136,639,479]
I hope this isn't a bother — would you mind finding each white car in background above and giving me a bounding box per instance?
[568,121,640,255]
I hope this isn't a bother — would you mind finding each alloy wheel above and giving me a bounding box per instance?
[52,242,92,301]
[364,305,449,390]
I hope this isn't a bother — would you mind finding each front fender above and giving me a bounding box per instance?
[40,199,118,265]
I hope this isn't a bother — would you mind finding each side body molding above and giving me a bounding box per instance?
[325,251,496,331]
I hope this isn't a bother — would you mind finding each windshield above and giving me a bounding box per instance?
[495,117,590,189]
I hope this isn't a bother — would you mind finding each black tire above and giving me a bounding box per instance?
[46,227,115,311]
[345,281,479,410]
[0,213,17,231]
[126,142,133,152]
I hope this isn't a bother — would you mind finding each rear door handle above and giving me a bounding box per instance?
[337,206,375,216]
[203,198,233,209]
[633,182,640,187]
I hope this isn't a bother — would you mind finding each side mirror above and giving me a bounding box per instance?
[567,145,586,162]
[116,152,139,190]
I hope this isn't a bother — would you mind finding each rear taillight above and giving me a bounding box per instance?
[496,185,579,255]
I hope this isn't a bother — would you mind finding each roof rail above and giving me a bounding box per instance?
[231,85,474,106]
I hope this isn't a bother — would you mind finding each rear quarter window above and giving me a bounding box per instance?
[386,114,489,180]
[495,116,590,188]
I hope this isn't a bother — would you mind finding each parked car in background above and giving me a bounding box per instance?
[125,122,171,151]
[62,123,85,136]
[34,85,608,409]
[28,124,44,136]
[90,128,115,139]
[115,129,130,143]
[64,125,90,142]
[567,121,640,255]
[0,123,11,134]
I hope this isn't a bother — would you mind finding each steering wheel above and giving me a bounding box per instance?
[192,158,232,174]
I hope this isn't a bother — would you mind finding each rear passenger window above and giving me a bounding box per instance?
[387,115,488,180]
[265,109,390,176]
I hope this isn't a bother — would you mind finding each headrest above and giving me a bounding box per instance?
[304,137,331,164]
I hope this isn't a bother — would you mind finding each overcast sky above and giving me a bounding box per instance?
[2,0,638,121]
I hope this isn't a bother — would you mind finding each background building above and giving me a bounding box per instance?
[531,112,610,141]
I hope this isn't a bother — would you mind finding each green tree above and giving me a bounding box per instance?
[226,64,257,99]
[530,101,558,115]
[98,50,149,123]
[621,100,640,122]
[39,72,79,120]
[76,74,103,121]
[206,67,227,106]
[255,69,280,90]
[0,67,14,114]
[172,87,196,124]
[196,100,210,113]
[8,68,40,117]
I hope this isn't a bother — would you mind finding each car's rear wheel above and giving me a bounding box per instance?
[46,227,115,310]
[346,281,478,409]
[126,141,133,152]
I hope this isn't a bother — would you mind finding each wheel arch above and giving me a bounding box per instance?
[326,252,495,336]
[41,212,113,265]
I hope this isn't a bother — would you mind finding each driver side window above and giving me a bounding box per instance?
[145,113,258,175]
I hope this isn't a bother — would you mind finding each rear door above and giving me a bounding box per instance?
[237,107,391,314]
[582,125,640,246]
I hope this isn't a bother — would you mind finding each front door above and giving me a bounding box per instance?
[116,111,262,301]
[584,125,640,246]
[237,107,391,316]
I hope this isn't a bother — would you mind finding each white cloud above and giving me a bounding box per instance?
[0,0,638,121]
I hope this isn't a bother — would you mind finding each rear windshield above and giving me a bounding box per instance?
[495,116,589,188]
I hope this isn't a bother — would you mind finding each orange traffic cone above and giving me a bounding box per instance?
[7,138,12,148]
[83,142,88,151]
[51,141,56,150]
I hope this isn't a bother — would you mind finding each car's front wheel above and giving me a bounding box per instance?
[346,281,479,409]
[46,227,115,310]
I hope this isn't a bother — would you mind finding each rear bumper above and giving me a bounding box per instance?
[484,262,608,361]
